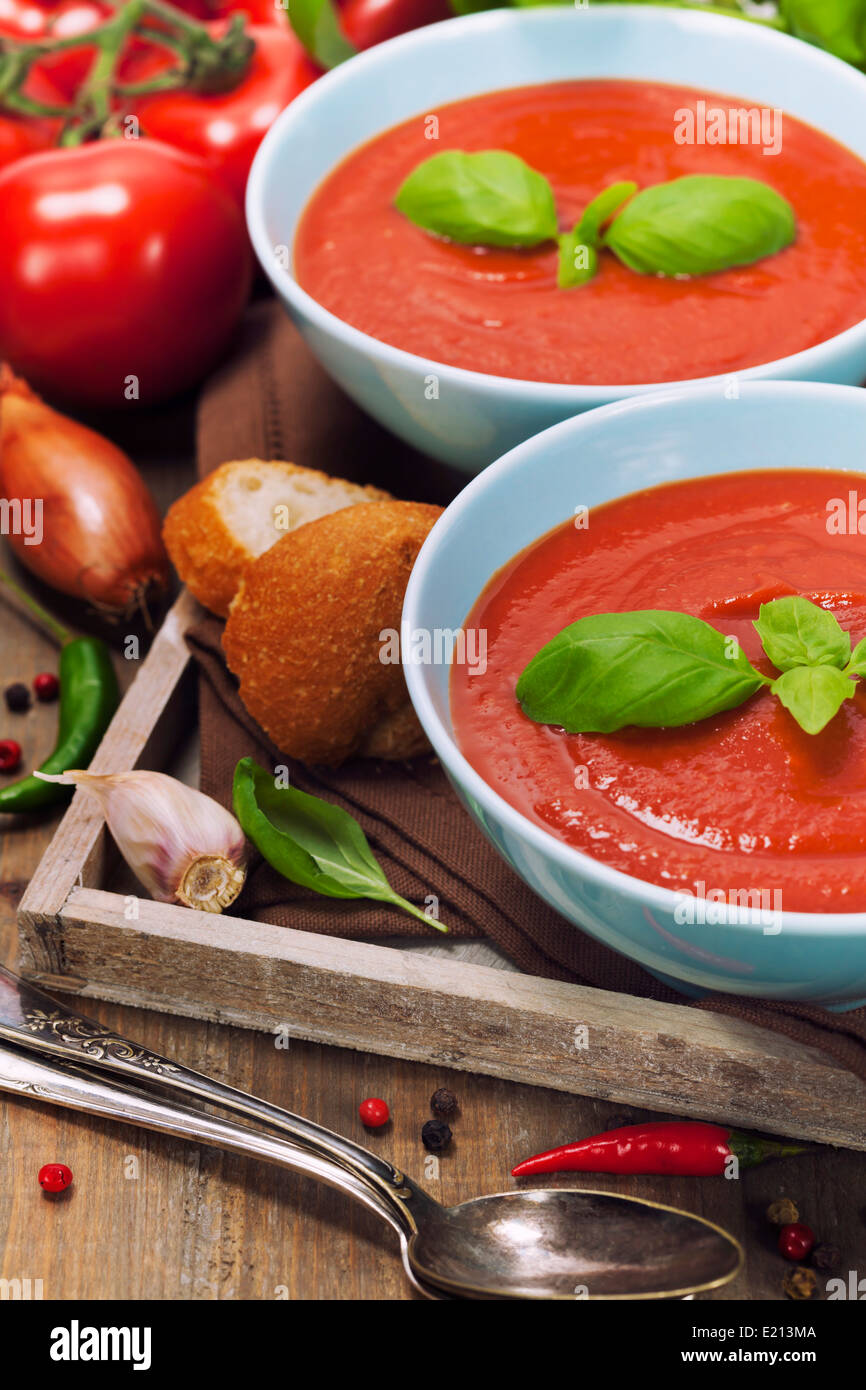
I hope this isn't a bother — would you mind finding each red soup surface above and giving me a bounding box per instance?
[451,470,866,912]
[294,80,866,386]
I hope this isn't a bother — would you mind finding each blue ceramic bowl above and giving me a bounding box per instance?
[247,6,866,474]
[403,382,866,1009]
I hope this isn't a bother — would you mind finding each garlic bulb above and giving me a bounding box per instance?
[36,769,247,912]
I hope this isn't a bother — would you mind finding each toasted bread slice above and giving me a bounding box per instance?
[222,500,442,766]
[163,459,391,617]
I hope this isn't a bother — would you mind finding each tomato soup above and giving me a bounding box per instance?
[451,470,866,912]
[294,81,866,386]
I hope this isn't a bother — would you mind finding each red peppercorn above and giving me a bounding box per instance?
[359,1097,389,1128]
[0,739,22,773]
[779,1222,815,1262]
[38,1163,73,1194]
[33,672,60,703]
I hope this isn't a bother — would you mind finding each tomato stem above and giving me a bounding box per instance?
[0,0,255,134]
[62,0,148,145]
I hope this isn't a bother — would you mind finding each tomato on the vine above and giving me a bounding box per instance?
[125,21,319,204]
[0,139,252,405]
[337,0,452,50]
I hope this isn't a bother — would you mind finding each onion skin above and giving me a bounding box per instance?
[0,367,170,618]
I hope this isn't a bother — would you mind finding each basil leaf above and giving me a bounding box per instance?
[232,758,445,929]
[287,0,356,70]
[771,665,856,735]
[576,181,638,247]
[753,596,851,672]
[395,150,558,247]
[557,182,636,288]
[557,233,598,288]
[846,636,866,677]
[602,175,796,277]
[778,0,866,65]
[516,610,766,734]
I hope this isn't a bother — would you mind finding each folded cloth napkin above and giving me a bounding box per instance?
[190,298,866,1084]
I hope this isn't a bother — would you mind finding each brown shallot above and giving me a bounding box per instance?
[0,367,169,620]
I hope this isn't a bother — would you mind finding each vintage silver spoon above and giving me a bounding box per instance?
[0,966,743,1299]
[0,1038,447,1300]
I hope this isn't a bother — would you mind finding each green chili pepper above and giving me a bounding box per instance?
[0,573,119,815]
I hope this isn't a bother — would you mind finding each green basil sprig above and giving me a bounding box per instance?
[517,596,862,737]
[758,595,859,733]
[601,175,796,277]
[395,150,558,247]
[396,153,796,282]
[233,757,446,930]
[557,181,636,288]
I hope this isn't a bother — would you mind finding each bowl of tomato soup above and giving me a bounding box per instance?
[402,382,866,1007]
[247,7,866,472]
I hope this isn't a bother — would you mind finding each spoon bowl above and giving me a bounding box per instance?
[408,1188,742,1300]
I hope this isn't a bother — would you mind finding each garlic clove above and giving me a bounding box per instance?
[35,769,247,913]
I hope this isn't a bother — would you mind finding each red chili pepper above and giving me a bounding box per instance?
[512,1121,807,1178]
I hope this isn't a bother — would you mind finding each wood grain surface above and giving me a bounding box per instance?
[2,424,865,1302]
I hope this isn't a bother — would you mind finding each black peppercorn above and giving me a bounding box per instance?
[4,682,30,713]
[811,1244,840,1271]
[421,1119,452,1153]
[430,1087,458,1118]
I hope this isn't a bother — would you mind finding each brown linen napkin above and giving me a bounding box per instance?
[191,299,866,1083]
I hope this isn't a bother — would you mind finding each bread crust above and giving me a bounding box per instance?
[163,459,390,617]
[222,500,442,766]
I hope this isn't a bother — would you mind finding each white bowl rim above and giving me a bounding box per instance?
[402,379,866,937]
[247,5,866,403]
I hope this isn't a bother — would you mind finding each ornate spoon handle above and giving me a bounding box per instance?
[0,1039,400,1230]
[0,1039,444,1299]
[0,965,423,1226]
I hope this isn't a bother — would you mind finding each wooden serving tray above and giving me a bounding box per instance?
[17,592,866,1150]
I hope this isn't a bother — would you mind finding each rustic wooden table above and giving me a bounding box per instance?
[1,408,864,1302]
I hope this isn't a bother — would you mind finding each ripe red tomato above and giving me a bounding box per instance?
[0,139,252,406]
[125,23,320,205]
[338,0,452,50]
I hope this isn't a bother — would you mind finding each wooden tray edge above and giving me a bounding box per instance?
[17,591,866,1150]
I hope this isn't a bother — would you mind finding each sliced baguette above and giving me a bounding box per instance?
[163,458,391,617]
[222,500,442,765]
